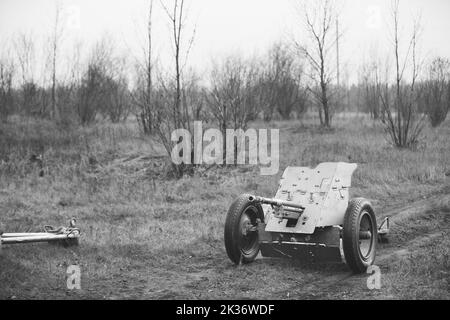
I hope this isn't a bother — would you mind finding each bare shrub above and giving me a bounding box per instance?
[359,61,383,120]
[75,38,131,125]
[182,71,205,121]
[56,42,83,126]
[77,63,106,125]
[377,0,425,148]
[154,0,196,178]
[421,57,450,127]
[205,56,259,134]
[13,32,41,117]
[0,59,15,122]
[132,73,159,134]
[105,76,131,123]
[101,56,131,123]
[55,84,77,127]
[21,82,41,116]
[260,43,308,121]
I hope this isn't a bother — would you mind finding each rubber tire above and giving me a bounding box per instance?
[224,194,264,265]
[343,198,377,273]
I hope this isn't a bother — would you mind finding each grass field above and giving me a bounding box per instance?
[0,113,449,299]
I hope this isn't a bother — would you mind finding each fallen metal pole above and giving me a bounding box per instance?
[0,219,80,249]
[2,233,79,244]
[2,232,53,238]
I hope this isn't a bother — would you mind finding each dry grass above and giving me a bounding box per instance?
[0,113,449,299]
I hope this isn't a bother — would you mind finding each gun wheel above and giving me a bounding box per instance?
[224,194,264,265]
[343,198,377,273]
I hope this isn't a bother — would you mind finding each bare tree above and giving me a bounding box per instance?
[156,0,196,177]
[295,0,341,127]
[49,1,65,121]
[160,0,195,127]
[132,0,158,134]
[421,57,450,127]
[377,0,425,148]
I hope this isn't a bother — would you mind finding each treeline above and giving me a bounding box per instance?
[0,41,311,127]
[1,43,448,129]
[0,37,131,125]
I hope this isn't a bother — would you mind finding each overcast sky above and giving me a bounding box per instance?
[1,0,450,83]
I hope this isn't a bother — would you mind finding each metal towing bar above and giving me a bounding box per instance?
[0,218,80,250]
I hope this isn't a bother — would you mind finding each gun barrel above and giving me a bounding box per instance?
[249,195,305,210]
